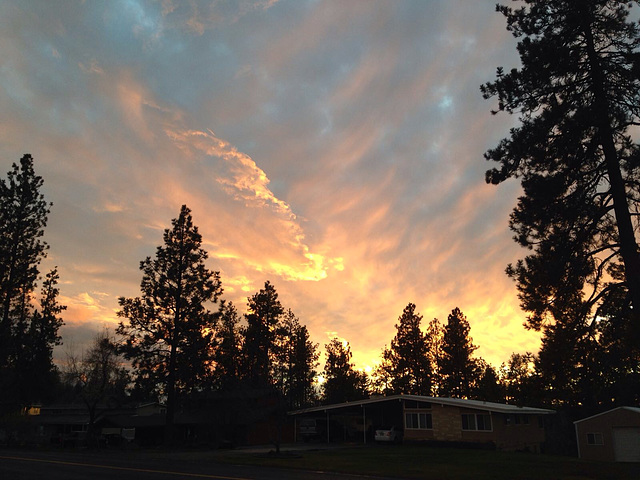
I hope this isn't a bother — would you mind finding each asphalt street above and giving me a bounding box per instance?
[0,449,401,480]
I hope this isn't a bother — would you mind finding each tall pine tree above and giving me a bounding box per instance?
[117,205,222,442]
[375,303,431,396]
[482,1,640,338]
[0,155,51,367]
[274,309,319,408]
[0,155,64,410]
[241,281,283,385]
[322,338,368,404]
[439,308,479,399]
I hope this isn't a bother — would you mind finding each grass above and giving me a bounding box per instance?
[211,444,640,480]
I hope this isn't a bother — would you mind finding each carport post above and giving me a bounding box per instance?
[362,406,366,444]
[326,410,330,444]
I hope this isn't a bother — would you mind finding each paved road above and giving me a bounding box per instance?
[0,449,401,480]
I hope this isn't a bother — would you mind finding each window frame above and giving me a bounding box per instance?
[461,413,493,432]
[405,411,433,430]
[586,432,604,446]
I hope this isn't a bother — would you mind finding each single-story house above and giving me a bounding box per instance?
[289,394,555,452]
[574,407,640,462]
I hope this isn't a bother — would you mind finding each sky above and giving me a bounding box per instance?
[0,0,542,372]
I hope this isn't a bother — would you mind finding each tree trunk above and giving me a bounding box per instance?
[584,21,640,339]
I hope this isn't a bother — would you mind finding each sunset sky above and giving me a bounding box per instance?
[0,0,542,372]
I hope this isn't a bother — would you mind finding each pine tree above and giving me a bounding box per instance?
[117,205,222,442]
[482,1,640,339]
[322,338,368,404]
[425,317,443,396]
[241,281,283,384]
[274,309,319,408]
[375,303,431,396]
[16,268,65,403]
[212,301,242,390]
[0,155,51,367]
[474,361,504,403]
[438,308,479,398]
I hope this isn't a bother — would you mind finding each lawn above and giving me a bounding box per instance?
[213,444,640,480]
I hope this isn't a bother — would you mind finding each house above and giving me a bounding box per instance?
[289,394,555,452]
[574,407,640,462]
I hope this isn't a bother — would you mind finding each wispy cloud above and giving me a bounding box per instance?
[1,0,537,369]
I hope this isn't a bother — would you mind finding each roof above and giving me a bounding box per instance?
[573,406,640,424]
[289,394,555,416]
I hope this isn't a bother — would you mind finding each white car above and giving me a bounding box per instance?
[374,425,403,443]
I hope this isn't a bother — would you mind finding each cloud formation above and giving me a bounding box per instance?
[0,0,540,368]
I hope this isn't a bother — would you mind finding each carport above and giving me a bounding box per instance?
[289,397,405,444]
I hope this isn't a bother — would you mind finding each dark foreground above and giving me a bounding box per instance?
[0,448,399,480]
[2,444,640,480]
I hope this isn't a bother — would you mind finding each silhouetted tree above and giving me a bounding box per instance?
[0,155,66,412]
[438,308,480,398]
[117,205,222,442]
[595,289,640,406]
[375,303,431,396]
[482,2,640,348]
[500,352,537,405]
[0,155,51,366]
[274,309,319,408]
[13,268,65,404]
[211,300,242,390]
[322,338,368,404]
[241,281,283,384]
[425,317,444,396]
[535,317,602,408]
[63,330,129,444]
[474,360,504,403]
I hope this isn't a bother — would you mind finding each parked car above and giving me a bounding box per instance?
[374,425,403,443]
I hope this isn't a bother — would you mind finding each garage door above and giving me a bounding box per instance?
[613,427,640,462]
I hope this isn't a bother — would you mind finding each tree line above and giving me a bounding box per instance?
[2,0,640,448]
[2,154,637,426]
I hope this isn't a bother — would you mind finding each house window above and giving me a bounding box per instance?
[405,412,433,429]
[462,413,492,431]
[587,433,604,445]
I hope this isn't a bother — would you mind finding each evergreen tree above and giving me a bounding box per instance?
[425,317,444,396]
[438,308,480,398]
[116,205,222,441]
[0,155,51,367]
[241,281,283,384]
[274,309,319,408]
[0,155,65,412]
[322,338,368,404]
[482,1,640,340]
[15,268,65,404]
[474,361,504,403]
[595,289,640,406]
[212,300,242,390]
[375,303,431,396]
[501,352,537,406]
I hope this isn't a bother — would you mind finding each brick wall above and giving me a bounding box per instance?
[432,405,462,442]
